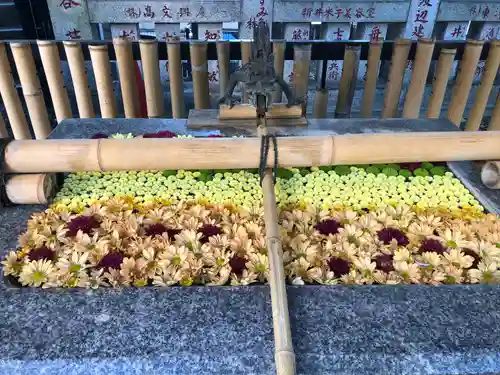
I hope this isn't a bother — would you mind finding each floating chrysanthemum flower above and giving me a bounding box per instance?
[145,223,181,238]
[198,224,222,243]
[67,215,100,237]
[315,219,342,236]
[229,254,247,276]
[19,259,55,287]
[374,254,394,272]
[91,133,108,139]
[143,130,177,138]
[461,248,480,269]
[96,252,124,271]
[377,228,409,246]
[327,256,351,278]
[469,261,500,283]
[420,238,446,254]
[1,251,22,276]
[28,246,55,261]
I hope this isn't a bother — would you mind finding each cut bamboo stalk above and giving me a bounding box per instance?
[488,93,500,130]
[139,39,164,118]
[217,41,230,99]
[335,45,360,118]
[37,40,72,123]
[293,44,312,115]
[89,44,117,118]
[6,173,57,204]
[0,43,30,139]
[381,39,411,118]
[272,40,286,103]
[167,37,185,118]
[313,88,328,118]
[481,161,500,189]
[465,40,500,131]
[220,104,302,119]
[63,41,95,118]
[241,41,252,104]
[426,48,456,119]
[360,40,383,118]
[4,131,500,173]
[190,41,210,110]
[402,39,435,119]
[10,42,52,139]
[0,112,8,138]
[113,37,140,118]
[447,40,484,126]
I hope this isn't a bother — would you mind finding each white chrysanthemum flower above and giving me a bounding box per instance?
[442,249,473,269]
[57,252,89,274]
[469,261,500,283]
[19,259,56,287]
[394,261,420,283]
[2,251,22,276]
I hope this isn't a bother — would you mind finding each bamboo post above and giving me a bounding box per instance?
[241,41,252,104]
[167,37,185,118]
[10,42,52,139]
[402,39,435,119]
[312,88,328,118]
[217,41,230,99]
[293,44,312,115]
[6,173,57,204]
[488,93,500,130]
[465,40,500,131]
[37,41,72,123]
[89,45,117,118]
[0,112,8,138]
[335,45,360,118]
[272,40,286,103]
[381,39,411,118]
[113,37,140,118]
[360,40,383,118]
[426,48,456,119]
[63,41,95,118]
[139,39,164,118]
[5,131,500,173]
[0,43,30,139]
[190,41,210,110]
[447,40,484,126]
[481,161,500,189]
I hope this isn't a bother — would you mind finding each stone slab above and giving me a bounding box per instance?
[1,118,500,375]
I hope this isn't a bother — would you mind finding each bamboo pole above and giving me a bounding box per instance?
[113,37,140,118]
[381,39,411,118]
[10,42,52,139]
[190,41,210,110]
[37,40,72,123]
[0,112,8,138]
[63,41,95,118]
[447,40,484,126]
[312,88,328,118]
[272,40,286,103]
[0,43,30,139]
[335,45,360,118]
[139,40,164,118]
[481,161,500,189]
[241,41,252,104]
[402,39,435,119]
[465,41,500,131]
[360,40,383,118]
[217,41,230,99]
[6,173,57,204]
[89,45,117,118]
[488,93,500,130]
[167,37,185,118]
[293,44,312,115]
[426,48,456,119]
[4,131,500,173]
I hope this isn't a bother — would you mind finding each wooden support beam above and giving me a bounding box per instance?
[219,104,302,120]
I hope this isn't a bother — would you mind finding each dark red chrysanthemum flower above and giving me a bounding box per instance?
[375,254,394,272]
[28,246,55,261]
[143,130,177,138]
[229,255,247,275]
[198,224,222,243]
[315,219,343,236]
[399,162,422,172]
[327,257,351,277]
[377,228,409,246]
[97,252,124,271]
[207,134,223,138]
[461,248,480,269]
[67,216,100,237]
[145,223,181,238]
[419,238,446,254]
[91,133,108,139]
